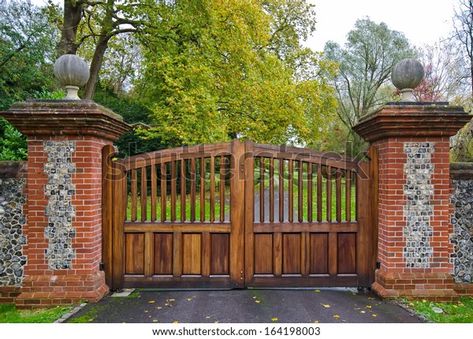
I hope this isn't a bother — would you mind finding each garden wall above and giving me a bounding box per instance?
[451,163,473,284]
[0,161,26,303]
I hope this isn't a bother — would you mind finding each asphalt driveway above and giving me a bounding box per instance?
[67,288,422,323]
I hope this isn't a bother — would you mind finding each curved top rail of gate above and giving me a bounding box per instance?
[115,140,362,225]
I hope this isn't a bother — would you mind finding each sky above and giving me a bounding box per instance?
[32,0,458,51]
[306,0,458,51]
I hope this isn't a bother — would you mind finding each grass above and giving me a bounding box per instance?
[0,304,72,323]
[406,297,473,323]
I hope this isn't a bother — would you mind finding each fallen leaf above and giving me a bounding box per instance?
[368,297,374,300]
[157,307,162,310]
[205,316,211,319]
[271,317,278,322]
[333,314,340,319]
[255,300,261,304]
[172,320,179,324]
[314,320,319,323]
[252,296,257,299]
[321,304,331,308]
[168,298,176,302]
[365,305,372,309]
[152,319,158,323]
[360,310,366,314]
[186,298,193,302]
[148,300,156,304]
[314,289,321,293]
[372,314,377,317]
[144,310,149,313]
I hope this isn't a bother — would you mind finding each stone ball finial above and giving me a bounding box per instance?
[53,54,90,100]
[391,58,424,102]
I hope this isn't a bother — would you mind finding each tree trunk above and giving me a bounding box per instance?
[84,36,110,99]
[58,0,83,55]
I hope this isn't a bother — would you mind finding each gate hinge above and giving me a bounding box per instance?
[240,270,244,280]
[99,262,105,271]
[376,261,381,269]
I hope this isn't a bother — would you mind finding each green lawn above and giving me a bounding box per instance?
[0,304,72,323]
[406,297,473,323]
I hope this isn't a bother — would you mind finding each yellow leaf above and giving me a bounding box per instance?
[148,300,156,304]
[172,320,179,324]
[168,298,176,302]
[314,320,319,323]
[152,319,158,323]
[333,314,340,319]
[271,317,278,322]
[255,300,261,304]
[372,314,377,317]
[157,307,162,310]
[360,310,366,314]
[314,289,321,293]
[322,304,331,308]
[186,298,193,301]
[144,310,148,313]
[365,305,372,309]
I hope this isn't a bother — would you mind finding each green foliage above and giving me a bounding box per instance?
[324,18,415,154]
[407,297,473,323]
[93,86,171,157]
[0,0,61,160]
[137,0,338,148]
[0,304,71,323]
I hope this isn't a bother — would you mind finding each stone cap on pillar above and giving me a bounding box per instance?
[0,100,131,142]
[353,103,471,143]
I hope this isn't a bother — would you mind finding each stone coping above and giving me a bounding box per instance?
[451,162,473,180]
[0,161,26,179]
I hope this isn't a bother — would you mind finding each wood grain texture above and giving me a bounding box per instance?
[283,233,301,274]
[125,233,144,275]
[310,233,328,274]
[338,233,356,274]
[211,234,229,275]
[254,234,273,274]
[182,233,201,275]
[154,233,173,275]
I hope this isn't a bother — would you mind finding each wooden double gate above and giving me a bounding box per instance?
[102,141,377,290]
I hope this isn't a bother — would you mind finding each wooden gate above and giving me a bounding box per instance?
[102,141,377,290]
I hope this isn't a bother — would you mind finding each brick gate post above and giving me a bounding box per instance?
[0,56,130,307]
[354,60,471,300]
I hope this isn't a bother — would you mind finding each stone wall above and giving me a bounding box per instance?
[0,161,26,301]
[451,163,473,283]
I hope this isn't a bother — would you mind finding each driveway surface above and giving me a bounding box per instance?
[67,288,422,323]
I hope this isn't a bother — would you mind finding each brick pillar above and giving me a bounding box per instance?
[0,100,129,307]
[354,103,471,301]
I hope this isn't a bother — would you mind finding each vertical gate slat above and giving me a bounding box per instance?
[269,158,274,223]
[316,165,322,222]
[326,166,332,222]
[301,232,309,276]
[180,159,186,222]
[141,167,147,222]
[200,157,205,222]
[160,163,167,222]
[298,160,303,222]
[346,170,351,222]
[336,170,342,222]
[220,155,225,222]
[111,162,126,290]
[210,156,215,222]
[230,141,245,287]
[328,232,337,276]
[288,160,293,223]
[202,232,210,277]
[244,142,254,284]
[171,161,176,222]
[259,157,265,223]
[190,158,196,222]
[131,169,137,222]
[279,159,284,222]
[144,232,154,277]
[102,145,114,288]
[151,164,157,222]
[173,232,182,277]
[307,163,313,223]
[273,232,282,277]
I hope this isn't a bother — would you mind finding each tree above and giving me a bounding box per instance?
[323,18,415,152]
[0,0,61,160]
[453,0,473,97]
[136,0,338,148]
[58,0,160,99]
[414,40,469,102]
